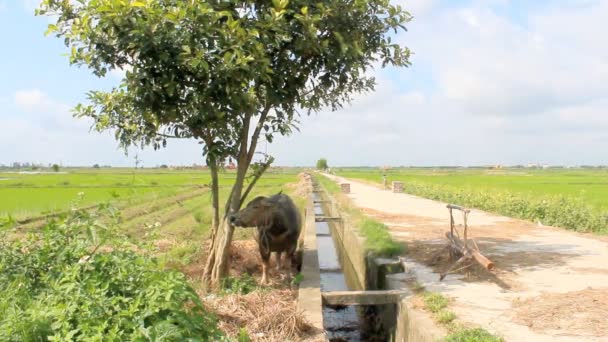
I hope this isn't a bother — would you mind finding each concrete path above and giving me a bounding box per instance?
[324,174,608,342]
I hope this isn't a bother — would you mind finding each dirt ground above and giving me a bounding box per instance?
[183,240,315,342]
[324,174,608,342]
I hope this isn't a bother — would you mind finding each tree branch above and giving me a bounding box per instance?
[247,105,271,165]
[240,155,274,205]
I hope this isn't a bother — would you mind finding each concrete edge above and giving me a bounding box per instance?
[395,299,447,342]
[297,178,325,340]
[317,174,447,342]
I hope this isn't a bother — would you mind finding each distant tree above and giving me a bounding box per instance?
[92,164,100,169]
[52,164,60,172]
[159,164,168,169]
[39,0,411,284]
[316,158,329,170]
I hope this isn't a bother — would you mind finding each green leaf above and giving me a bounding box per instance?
[131,1,146,8]
[44,24,58,37]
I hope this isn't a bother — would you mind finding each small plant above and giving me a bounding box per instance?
[423,292,449,313]
[220,274,261,295]
[436,310,457,324]
[291,273,304,286]
[237,328,251,342]
[443,328,504,342]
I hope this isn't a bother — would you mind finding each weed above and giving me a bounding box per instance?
[443,328,504,342]
[436,310,457,324]
[423,292,449,313]
[237,328,251,342]
[220,274,262,295]
[291,273,304,286]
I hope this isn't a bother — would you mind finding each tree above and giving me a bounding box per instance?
[316,158,328,170]
[39,0,411,285]
[52,164,60,172]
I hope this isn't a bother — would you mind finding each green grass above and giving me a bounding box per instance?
[335,168,608,233]
[0,168,300,221]
[436,310,457,324]
[337,168,608,211]
[443,328,504,342]
[359,219,404,256]
[316,173,405,256]
[420,291,503,341]
[423,292,449,313]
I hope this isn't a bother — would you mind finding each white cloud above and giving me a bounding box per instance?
[15,89,52,111]
[4,1,608,167]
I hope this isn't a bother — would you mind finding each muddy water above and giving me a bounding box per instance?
[313,193,392,342]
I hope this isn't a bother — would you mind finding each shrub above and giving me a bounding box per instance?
[0,206,223,341]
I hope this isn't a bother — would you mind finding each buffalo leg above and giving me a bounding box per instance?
[260,247,271,285]
[275,251,283,270]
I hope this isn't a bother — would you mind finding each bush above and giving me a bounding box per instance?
[52,164,60,172]
[0,206,224,341]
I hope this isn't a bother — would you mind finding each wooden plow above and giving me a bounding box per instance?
[431,204,494,281]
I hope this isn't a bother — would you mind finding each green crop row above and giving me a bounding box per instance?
[402,181,608,234]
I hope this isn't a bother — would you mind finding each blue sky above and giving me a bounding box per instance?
[1,0,607,167]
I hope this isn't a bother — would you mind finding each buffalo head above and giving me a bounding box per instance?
[229,196,274,227]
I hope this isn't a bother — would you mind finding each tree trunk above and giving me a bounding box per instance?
[208,155,248,285]
[202,159,220,282]
[207,115,252,285]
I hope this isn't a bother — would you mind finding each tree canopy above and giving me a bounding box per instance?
[39,0,412,283]
[316,158,328,170]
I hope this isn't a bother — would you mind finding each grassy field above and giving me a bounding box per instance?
[0,168,307,341]
[1,167,305,269]
[0,168,299,220]
[336,168,608,211]
[334,168,608,233]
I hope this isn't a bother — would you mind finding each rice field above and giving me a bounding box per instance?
[0,168,299,220]
[333,167,608,233]
[336,168,608,211]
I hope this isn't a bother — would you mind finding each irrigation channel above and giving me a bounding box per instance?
[312,188,398,341]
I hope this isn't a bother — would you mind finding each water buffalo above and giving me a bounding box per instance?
[229,192,301,284]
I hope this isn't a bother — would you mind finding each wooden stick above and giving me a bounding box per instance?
[472,250,494,270]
